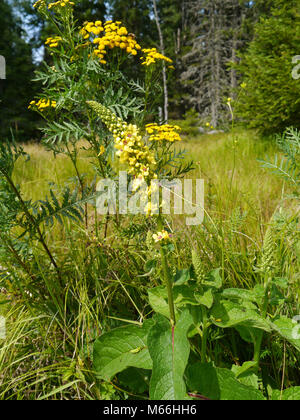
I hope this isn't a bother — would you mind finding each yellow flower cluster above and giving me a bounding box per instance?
[153,230,172,243]
[141,48,173,66]
[146,123,182,143]
[28,99,57,111]
[114,124,156,179]
[130,177,160,216]
[45,36,62,48]
[86,101,156,181]
[80,20,104,38]
[33,0,46,10]
[80,20,141,64]
[48,0,75,10]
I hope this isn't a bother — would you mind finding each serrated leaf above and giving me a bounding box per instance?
[148,310,193,400]
[93,320,154,381]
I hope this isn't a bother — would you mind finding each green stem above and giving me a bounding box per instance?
[160,244,176,326]
[201,307,208,362]
[66,143,88,229]
[2,170,62,283]
[157,215,176,326]
[254,278,270,368]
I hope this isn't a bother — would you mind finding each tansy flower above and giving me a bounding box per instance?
[45,36,62,48]
[33,0,46,10]
[153,230,172,243]
[146,123,182,143]
[79,20,141,63]
[87,101,156,181]
[48,0,75,10]
[98,145,105,156]
[141,48,173,66]
[28,98,57,111]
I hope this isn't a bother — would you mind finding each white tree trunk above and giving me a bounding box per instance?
[152,0,169,122]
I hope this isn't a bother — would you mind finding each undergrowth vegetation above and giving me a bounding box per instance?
[0,0,299,400]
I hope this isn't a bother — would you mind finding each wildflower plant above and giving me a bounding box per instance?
[0,0,299,402]
[29,0,178,211]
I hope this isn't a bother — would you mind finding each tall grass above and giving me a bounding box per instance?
[0,129,299,399]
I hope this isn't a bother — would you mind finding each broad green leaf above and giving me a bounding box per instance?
[211,301,271,332]
[231,362,259,389]
[231,361,257,378]
[188,306,204,330]
[186,363,265,400]
[148,287,170,318]
[204,268,222,289]
[173,285,198,307]
[235,325,262,344]
[195,288,214,309]
[118,368,151,394]
[93,320,154,380]
[174,268,190,285]
[148,310,193,400]
[272,387,300,401]
[269,284,285,306]
[222,288,258,303]
[222,286,266,308]
[269,316,300,351]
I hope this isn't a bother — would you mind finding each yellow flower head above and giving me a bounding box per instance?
[48,0,75,10]
[87,101,156,180]
[141,48,173,66]
[33,0,46,10]
[146,123,181,143]
[79,20,141,63]
[153,230,172,243]
[45,36,62,48]
[98,145,105,156]
[28,98,57,111]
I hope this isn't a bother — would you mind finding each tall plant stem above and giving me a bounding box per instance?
[3,170,62,283]
[254,278,271,368]
[66,143,88,230]
[158,215,176,326]
[1,235,36,283]
[201,307,208,362]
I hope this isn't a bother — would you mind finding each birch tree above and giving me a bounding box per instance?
[152,0,169,122]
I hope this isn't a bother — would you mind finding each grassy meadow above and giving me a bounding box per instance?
[0,128,299,400]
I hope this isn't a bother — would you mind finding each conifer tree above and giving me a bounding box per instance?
[235,0,300,134]
[0,0,37,140]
